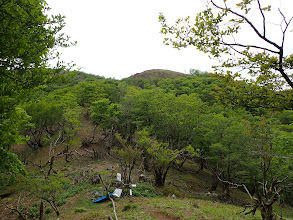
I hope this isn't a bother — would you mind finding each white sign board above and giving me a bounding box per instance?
[113,188,122,197]
[117,173,121,182]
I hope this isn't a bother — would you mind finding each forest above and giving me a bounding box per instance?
[0,0,292,220]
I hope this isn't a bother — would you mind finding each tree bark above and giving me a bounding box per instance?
[210,173,219,191]
[261,205,274,220]
[47,155,55,177]
[154,168,164,187]
[39,200,44,220]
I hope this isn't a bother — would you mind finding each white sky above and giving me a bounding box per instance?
[46,0,293,79]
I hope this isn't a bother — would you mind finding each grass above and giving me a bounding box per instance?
[74,207,87,213]
[70,197,264,220]
[132,184,158,197]
[52,192,293,220]
[2,160,293,220]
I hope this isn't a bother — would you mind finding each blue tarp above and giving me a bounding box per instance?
[92,193,114,203]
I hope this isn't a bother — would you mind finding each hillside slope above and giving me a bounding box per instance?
[130,69,187,79]
[1,107,292,220]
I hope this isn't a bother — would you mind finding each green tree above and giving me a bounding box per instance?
[24,92,81,176]
[0,0,74,185]
[21,173,70,217]
[0,107,31,185]
[120,88,209,150]
[91,98,121,130]
[205,110,253,195]
[90,98,122,150]
[136,129,196,187]
[159,0,293,109]
[241,117,293,219]
[112,134,142,184]
[25,92,80,149]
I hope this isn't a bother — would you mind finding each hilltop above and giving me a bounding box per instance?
[130,69,187,79]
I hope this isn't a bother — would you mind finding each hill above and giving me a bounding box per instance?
[130,69,187,79]
[1,71,293,220]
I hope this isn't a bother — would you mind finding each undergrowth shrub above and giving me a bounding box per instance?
[122,204,131,212]
[132,184,158,197]
[48,179,93,208]
[74,207,86,213]
[45,207,53,214]
[29,206,39,219]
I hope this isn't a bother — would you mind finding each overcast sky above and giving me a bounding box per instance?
[46,0,293,79]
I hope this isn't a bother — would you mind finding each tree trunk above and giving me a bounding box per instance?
[64,145,70,162]
[154,168,164,187]
[222,183,230,197]
[197,157,205,173]
[39,200,44,220]
[50,201,59,216]
[47,155,55,177]
[210,173,219,191]
[143,156,151,172]
[45,199,59,216]
[154,164,171,187]
[178,157,187,168]
[261,205,274,220]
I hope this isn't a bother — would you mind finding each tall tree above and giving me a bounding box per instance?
[159,0,293,109]
[136,129,196,187]
[241,117,293,219]
[0,0,74,185]
[205,110,253,195]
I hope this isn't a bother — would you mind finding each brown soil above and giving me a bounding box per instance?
[151,211,181,220]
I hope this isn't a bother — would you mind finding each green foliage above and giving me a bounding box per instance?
[246,116,293,181]
[56,179,92,202]
[0,107,31,149]
[29,206,39,219]
[0,0,74,186]
[159,0,293,109]
[136,129,196,186]
[19,173,71,216]
[0,107,30,185]
[122,204,132,212]
[157,74,221,104]
[205,109,255,187]
[73,79,120,106]
[113,135,142,165]
[132,184,158,197]
[0,0,75,116]
[91,98,122,130]
[0,147,26,186]
[120,88,209,149]
[45,207,53,214]
[112,134,142,183]
[74,207,86,213]
[213,76,293,110]
[24,92,81,149]
[22,173,70,201]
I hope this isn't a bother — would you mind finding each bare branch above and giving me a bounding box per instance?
[279,8,289,26]
[74,150,89,158]
[278,8,293,48]
[257,0,266,37]
[276,176,289,185]
[98,175,118,220]
[216,173,253,200]
[210,0,281,50]
[248,150,291,159]
[0,200,26,220]
[220,42,279,54]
